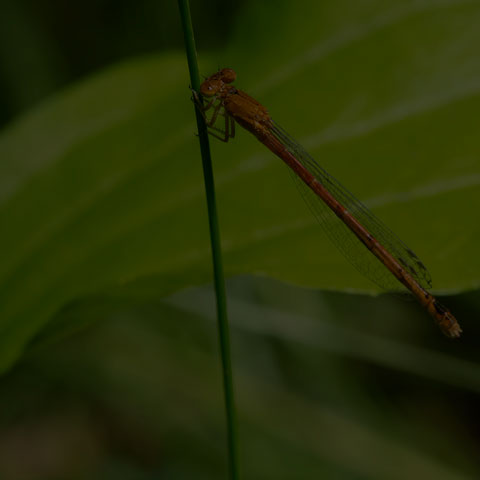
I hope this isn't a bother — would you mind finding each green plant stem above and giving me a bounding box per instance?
[176,1,239,479]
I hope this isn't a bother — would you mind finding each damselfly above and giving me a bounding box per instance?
[194,68,461,338]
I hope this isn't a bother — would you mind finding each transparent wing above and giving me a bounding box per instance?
[271,121,432,291]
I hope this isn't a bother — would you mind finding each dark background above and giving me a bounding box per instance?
[0,0,241,127]
[1,1,480,479]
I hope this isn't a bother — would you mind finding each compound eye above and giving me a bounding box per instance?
[200,81,219,97]
[221,68,237,84]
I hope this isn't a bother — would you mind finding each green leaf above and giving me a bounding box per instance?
[1,0,480,371]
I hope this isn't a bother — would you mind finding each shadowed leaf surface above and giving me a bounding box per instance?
[1,0,479,372]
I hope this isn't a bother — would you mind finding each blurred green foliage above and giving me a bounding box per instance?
[1,0,480,478]
[0,0,241,126]
[2,277,480,479]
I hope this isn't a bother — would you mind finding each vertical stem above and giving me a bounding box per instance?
[176,2,239,479]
